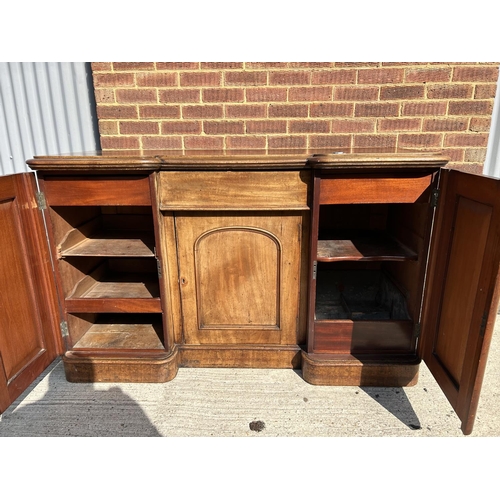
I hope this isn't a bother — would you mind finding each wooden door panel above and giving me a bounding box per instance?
[175,212,303,345]
[0,174,62,413]
[421,169,500,434]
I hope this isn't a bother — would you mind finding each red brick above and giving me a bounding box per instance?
[358,68,404,84]
[91,62,112,71]
[336,62,380,68]
[136,73,178,87]
[447,163,483,174]
[448,100,493,115]
[453,66,499,82]
[269,104,308,118]
[353,135,397,148]
[224,71,267,86]
[331,119,376,133]
[423,118,467,132]
[246,87,287,102]
[311,70,356,85]
[378,118,421,132]
[116,89,157,103]
[156,62,199,70]
[94,73,135,87]
[113,62,155,71]
[444,133,489,147]
[311,103,354,117]
[246,120,287,134]
[402,102,447,116]
[309,135,352,149]
[139,105,181,119]
[185,136,224,149]
[268,135,307,148]
[427,84,473,99]
[355,103,399,117]
[203,121,245,135]
[289,120,330,133]
[334,87,379,101]
[475,84,497,99]
[180,71,221,87]
[161,121,202,134]
[142,136,183,149]
[202,88,244,103]
[245,62,288,69]
[94,89,115,103]
[380,85,424,100]
[442,148,465,162]
[469,117,492,132]
[226,136,266,149]
[405,68,452,83]
[98,121,118,135]
[269,71,310,85]
[225,104,266,118]
[201,62,244,69]
[182,105,223,119]
[119,121,159,135]
[398,133,443,148]
[464,148,487,162]
[97,105,138,119]
[288,87,332,101]
[160,89,200,103]
[101,136,140,149]
[288,62,334,68]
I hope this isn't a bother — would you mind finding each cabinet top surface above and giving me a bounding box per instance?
[27,148,449,171]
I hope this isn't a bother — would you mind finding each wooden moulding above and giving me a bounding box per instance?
[42,175,152,206]
[180,345,302,369]
[301,352,420,386]
[319,174,434,205]
[62,346,179,383]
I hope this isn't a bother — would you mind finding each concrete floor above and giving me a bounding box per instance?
[1,315,499,437]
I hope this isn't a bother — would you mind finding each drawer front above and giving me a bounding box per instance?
[42,176,152,206]
[159,170,310,210]
[319,174,433,204]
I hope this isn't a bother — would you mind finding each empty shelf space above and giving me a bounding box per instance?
[71,314,164,350]
[317,234,417,262]
[315,269,411,321]
[60,231,155,257]
[69,271,160,299]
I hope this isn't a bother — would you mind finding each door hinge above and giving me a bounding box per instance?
[413,322,421,339]
[157,258,163,279]
[60,321,69,338]
[479,312,488,337]
[35,191,47,210]
[430,189,440,209]
[312,261,317,280]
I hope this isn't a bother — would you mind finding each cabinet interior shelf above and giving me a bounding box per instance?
[60,231,155,258]
[317,234,417,262]
[71,314,164,350]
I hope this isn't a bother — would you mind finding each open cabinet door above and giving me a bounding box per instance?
[0,173,63,413]
[420,169,500,435]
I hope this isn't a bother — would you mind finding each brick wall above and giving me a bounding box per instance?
[92,62,499,172]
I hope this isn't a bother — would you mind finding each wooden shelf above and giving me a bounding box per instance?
[72,316,164,350]
[60,231,155,258]
[317,234,417,262]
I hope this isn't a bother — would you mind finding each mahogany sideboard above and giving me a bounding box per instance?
[1,148,499,435]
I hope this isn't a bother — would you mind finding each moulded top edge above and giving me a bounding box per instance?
[26,148,450,170]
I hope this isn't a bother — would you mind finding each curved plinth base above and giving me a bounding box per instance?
[63,346,179,383]
[301,352,420,387]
